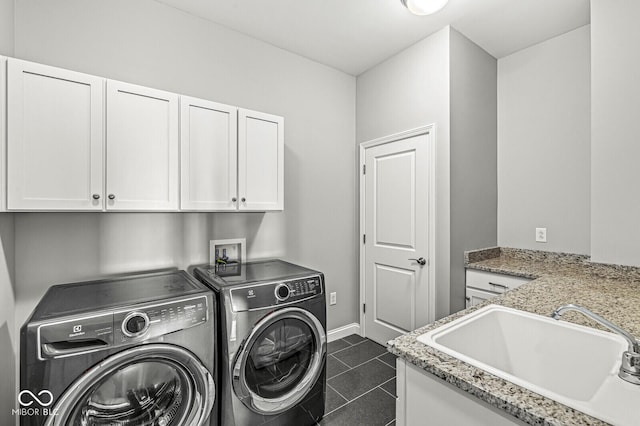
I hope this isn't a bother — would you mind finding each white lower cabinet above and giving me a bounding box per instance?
[397,358,526,426]
[466,269,531,308]
[106,80,179,211]
[466,287,501,307]
[7,58,105,210]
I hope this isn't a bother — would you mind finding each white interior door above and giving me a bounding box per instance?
[362,130,432,345]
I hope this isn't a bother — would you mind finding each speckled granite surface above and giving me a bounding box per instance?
[389,247,640,426]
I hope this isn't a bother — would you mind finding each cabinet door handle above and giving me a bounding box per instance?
[232,197,237,202]
[489,282,508,290]
[92,194,101,200]
[108,194,116,200]
[241,197,246,203]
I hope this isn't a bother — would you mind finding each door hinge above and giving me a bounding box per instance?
[362,164,366,174]
[363,234,366,244]
[363,303,366,314]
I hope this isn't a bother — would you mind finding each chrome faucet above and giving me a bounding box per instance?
[551,304,640,385]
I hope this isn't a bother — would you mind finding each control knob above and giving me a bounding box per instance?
[275,283,291,301]
[122,312,150,337]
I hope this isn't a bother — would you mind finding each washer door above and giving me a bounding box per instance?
[233,307,326,415]
[46,344,214,426]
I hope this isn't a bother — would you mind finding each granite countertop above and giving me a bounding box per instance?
[388,247,640,426]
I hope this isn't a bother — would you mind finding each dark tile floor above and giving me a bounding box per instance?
[320,335,397,426]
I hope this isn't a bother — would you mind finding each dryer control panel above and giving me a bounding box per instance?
[230,274,324,312]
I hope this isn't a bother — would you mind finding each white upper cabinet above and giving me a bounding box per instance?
[180,96,237,211]
[7,59,104,210]
[106,80,179,211]
[238,109,284,211]
[1,58,284,212]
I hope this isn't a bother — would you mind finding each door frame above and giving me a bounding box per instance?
[359,124,437,337]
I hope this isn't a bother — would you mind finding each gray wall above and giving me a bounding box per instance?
[12,0,356,338]
[497,25,590,254]
[0,216,15,426]
[357,27,498,318]
[591,1,640,266]
[0,0,15,420]
[356,27,452,320]
[0,0,13,55]
[449,29,497,313]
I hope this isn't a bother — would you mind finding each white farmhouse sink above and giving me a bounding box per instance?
[417,304,640,425]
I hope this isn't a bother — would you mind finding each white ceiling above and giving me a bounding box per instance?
[154,0,590,76]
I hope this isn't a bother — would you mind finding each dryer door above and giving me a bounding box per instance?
[232,307,326,415]
[45,344,214,426]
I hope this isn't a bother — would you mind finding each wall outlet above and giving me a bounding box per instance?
[329,292,337,305]
[536,227,547,243]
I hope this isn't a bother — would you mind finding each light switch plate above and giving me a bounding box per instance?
[536,228,547,243]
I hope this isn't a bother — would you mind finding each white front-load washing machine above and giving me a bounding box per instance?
[20,269,217,426]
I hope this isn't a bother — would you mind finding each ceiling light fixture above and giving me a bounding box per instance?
[401,0,449,16]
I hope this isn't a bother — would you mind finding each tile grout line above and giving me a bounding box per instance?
[330,341,389,366]
[330,383,393,412]
[378,377,396,399]
[329,337,369,356]
[376,354,397,370]
[329,353,352,370]
[328,361,396,403]
[324,383,351,416]
[328,357,391,381]
[325,337,397,425]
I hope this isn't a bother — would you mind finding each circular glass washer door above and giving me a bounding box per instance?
[233,307,326,415]
[45,344,214,426]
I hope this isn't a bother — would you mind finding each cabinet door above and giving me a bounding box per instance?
[180,96,237,211]
[7,59,104,210]
[238,109,284,211]
[466,287,500,308]
[399,359,526,426]
[0,57,6,211]
[106,81,179,211]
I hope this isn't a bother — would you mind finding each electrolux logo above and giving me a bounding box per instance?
[12,389,59,418]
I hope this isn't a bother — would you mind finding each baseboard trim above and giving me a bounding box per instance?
[327,322,361,342]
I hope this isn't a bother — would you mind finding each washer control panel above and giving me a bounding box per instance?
[38,296,209,359]
[230,274,324,312]
[114,296,208,344]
